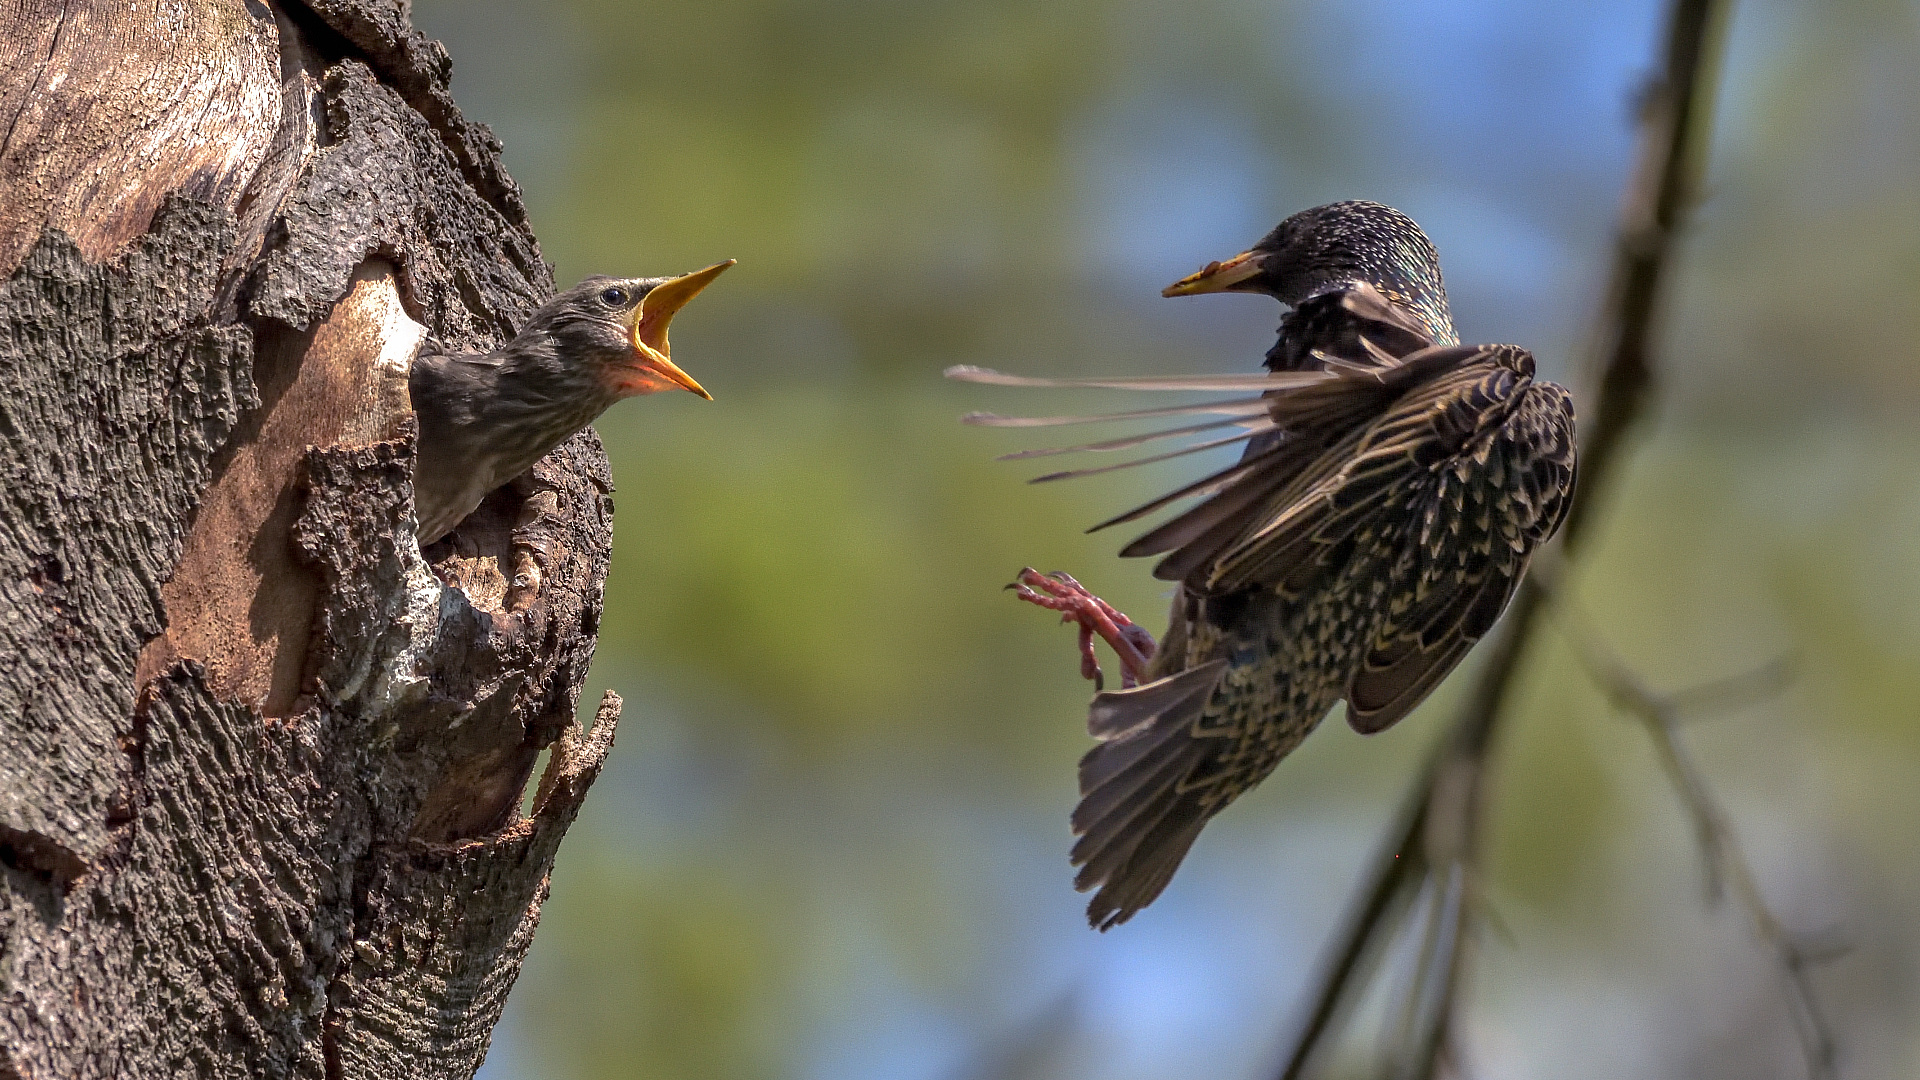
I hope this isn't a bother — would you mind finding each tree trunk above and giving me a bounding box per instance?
[0,2,620,1076]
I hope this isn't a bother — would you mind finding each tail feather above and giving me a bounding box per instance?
[1085,660,1225,738]
[1084,811,1207,932]
[1072,767,1196,910]
[1070,740,1205,869]
[1068,661,1227,929]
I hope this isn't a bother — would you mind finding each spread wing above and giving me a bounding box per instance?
[943,282,1435,494]
[1114,343,1492,590]
[1114,343,1573,731]
[1344,375,1575,732]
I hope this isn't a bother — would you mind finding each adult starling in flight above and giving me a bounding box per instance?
[410,262,732,544]
[949,201,1576,929]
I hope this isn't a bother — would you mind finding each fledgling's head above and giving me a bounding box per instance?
[519,261,734,400]
[1161,201,1449,340]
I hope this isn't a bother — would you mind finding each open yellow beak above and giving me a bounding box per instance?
[627,260,734,399]
[1161,249,1264,297]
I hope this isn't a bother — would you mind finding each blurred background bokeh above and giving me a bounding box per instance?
[407,0,1920,1076]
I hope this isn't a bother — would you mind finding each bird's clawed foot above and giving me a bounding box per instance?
[1008,568,1156,690]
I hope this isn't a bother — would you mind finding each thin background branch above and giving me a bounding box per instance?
[1553,606,1835,1078]
[1268,1,1815,1077]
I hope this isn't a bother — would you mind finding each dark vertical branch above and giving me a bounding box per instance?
[1274,1,1736,1077]
[1276,790,1429,1080]
[1563,0,1729,546]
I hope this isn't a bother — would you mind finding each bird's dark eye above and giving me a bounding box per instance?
[599,286,630,307]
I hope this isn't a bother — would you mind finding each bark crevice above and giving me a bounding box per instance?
[284,0,535,234]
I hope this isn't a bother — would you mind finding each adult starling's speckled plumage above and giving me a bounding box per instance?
[410,262,731,544]
[950,201,1576,929]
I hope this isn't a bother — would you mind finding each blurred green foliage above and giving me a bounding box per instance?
[413,0,1920,1076]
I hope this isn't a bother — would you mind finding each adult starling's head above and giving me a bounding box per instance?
[1161,201,1450,341]
[519,261,734,401]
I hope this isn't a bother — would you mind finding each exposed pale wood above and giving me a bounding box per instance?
[0,0,285,274]
[137,259,427,716]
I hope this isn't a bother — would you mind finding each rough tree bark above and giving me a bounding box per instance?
[0,1,622,1076]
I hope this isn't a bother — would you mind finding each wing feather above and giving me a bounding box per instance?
[1344,378,1577,734]
[961,398,1275,428]
[944,365,1333,392]
[1193,360,1500,595]
[1027,431,1260,483]
[997,415,1274,460]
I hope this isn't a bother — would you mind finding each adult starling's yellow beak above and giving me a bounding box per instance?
[626,260,734,399]
[1161,249,1264,297]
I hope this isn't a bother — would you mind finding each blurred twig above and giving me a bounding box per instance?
[1274,0,1738,1077]
[1552,604,1835,1079]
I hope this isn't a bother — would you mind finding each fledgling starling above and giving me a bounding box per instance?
[949,201,1576,929]
[410,262,732,544]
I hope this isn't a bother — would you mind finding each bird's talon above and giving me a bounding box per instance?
[1008,566,1156,688]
